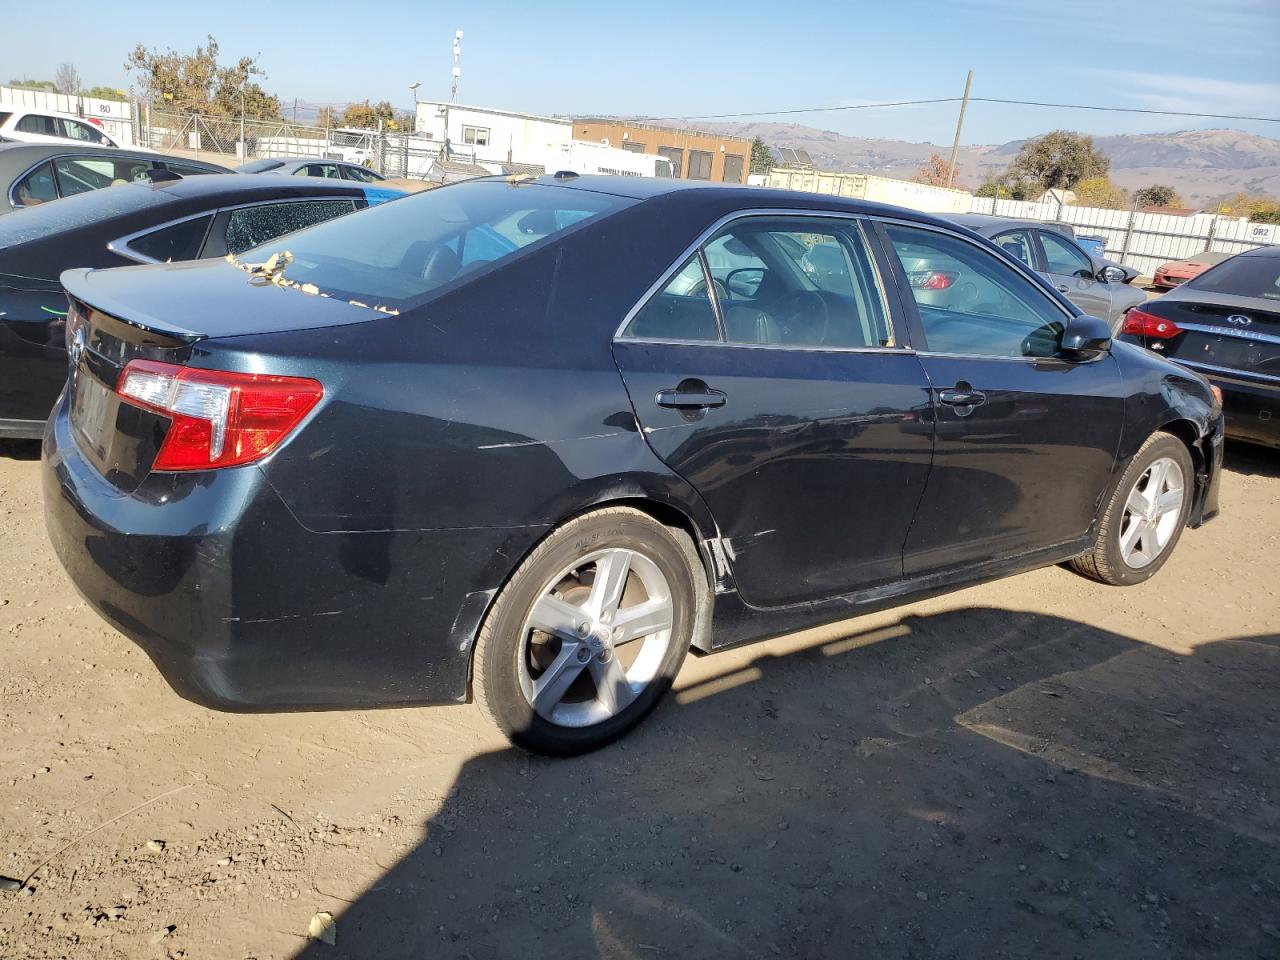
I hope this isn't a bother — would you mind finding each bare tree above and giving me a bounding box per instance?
[53,62,82,96]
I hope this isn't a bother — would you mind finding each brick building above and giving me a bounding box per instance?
[572,119,751,183]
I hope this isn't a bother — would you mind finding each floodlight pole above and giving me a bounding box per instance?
[946,70,973,190]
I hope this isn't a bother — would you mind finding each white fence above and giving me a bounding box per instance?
[968,195,1279,277]
[0,85,135,146]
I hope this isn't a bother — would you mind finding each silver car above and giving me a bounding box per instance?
[947,214,1146,330]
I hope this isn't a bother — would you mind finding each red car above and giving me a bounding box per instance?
[1152,251,1234,289]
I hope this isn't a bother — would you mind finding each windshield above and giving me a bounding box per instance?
[1187,254,1280,300]
[0,182,173,246]
[238,179,636,311]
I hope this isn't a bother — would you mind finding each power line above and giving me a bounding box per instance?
[642,97,1280,125]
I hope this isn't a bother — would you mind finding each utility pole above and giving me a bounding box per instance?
[945,70,973,190]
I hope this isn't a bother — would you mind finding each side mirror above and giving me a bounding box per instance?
[1060,315,1112,361]
[1100,265,1126,283]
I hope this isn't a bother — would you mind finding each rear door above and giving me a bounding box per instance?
[613,213,934,608]
[878,220,1125,575]
[1036,228,1113,321]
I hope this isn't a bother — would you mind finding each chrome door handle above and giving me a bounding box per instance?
[656,388,727,410]
[938,388,986,407]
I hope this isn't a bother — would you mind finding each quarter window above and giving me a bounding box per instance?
[1039,230,1094,278]
[687,150,713,180]
[622,255,720,342]
[12,162,57,206]
[125,215,214,262]
[886,224,1068,358]
[224,200,356,255]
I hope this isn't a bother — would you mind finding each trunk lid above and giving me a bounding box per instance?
[1156,293,1280,380]
[61,261,374,493]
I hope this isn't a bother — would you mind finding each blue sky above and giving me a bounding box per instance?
[8,0,1279,144]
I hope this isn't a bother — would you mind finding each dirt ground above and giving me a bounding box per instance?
[1,440,1277,960]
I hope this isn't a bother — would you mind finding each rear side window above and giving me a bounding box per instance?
[342,165,383,183]
[224,199,356,255]
[238,180,635,309]
[300,164,341,179]
[124,215,214,262]
[161,161,217,177]
[886,224,1067,358]
[17,114,58,136]
[12,161,57,206]
[1187,255,1280,300]
[53,157,150,197]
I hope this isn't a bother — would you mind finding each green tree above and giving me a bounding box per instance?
[1133,184,1182,208]
[911,152,953,188]
[1008,130,1109,192]
[1072,176,1128,210]
[125,35,280,120]
[749,136,774,174]
[54,62,81,95]
[81,85,127,100]
[976,177,1034,201]
[8,78,57,92]
[1218,192,1280,223]
[340,100,396,130]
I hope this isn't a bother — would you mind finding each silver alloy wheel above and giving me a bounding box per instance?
[517,547,674,728]
[1119,456,1185,570]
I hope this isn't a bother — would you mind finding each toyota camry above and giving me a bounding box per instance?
[43,175,1223,754]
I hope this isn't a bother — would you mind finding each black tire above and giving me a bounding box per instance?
[472,506,707,755]
[1070,432,1195,585]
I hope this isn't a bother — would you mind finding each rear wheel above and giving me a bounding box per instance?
[1071,432,1194,585]
[472,507,704,755]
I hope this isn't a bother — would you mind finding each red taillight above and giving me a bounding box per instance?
[116,360,323,471]
[1122,307,1182,340]
[909,270,959,290]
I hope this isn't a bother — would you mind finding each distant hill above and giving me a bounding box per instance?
[680,122,1280,204]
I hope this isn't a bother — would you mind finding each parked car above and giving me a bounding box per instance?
[0,142,225,214]
[948,214,1146,328]
[0,173,403,438]
[1151,250,1235,289]
[1118,244,1278,448]
[235,156,387,183]
[41,176,1222,755]
[0,105,120,148]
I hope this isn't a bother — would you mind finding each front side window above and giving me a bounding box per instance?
[53,157,150,197]
[1039,230,1094,278]
[623,256,720,342]
[224,199,356,255]
[687,150,712,180]
[341,165,383,183]
[462,126,489,146]
[12,162,57,206]
[62,119,105,143]
[886,224,1068,358]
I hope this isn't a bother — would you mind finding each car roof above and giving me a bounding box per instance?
[0,103,103,122]
[522,174,972,231]
[945,213,1044,234]
[146,172,367,202]
[0,141,226,173]
[1237,245,1280,259]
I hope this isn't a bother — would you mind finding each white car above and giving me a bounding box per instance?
[0,105,119,148]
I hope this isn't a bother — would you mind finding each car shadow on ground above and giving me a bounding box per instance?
[1224,441,1280,479]
[0,438,41,461]
[293,607,1279,960]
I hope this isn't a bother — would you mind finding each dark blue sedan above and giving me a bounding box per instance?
[41,175,1223,754]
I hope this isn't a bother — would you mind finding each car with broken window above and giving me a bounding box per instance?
[41,175,1222,755]
[0,173,403,438]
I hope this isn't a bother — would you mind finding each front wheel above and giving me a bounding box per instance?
[472,507,705,755]
[1071,432,1194,585]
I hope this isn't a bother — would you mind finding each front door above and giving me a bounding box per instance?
[1037,228,1113,321]
[613,215,934,608]
[879,221,1126,575]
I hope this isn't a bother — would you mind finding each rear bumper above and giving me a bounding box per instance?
[1189,367,1280,449]
[42,399,543,710]
[1193,412,1225,526]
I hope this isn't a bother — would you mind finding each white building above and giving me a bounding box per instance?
[413,100,571,167]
